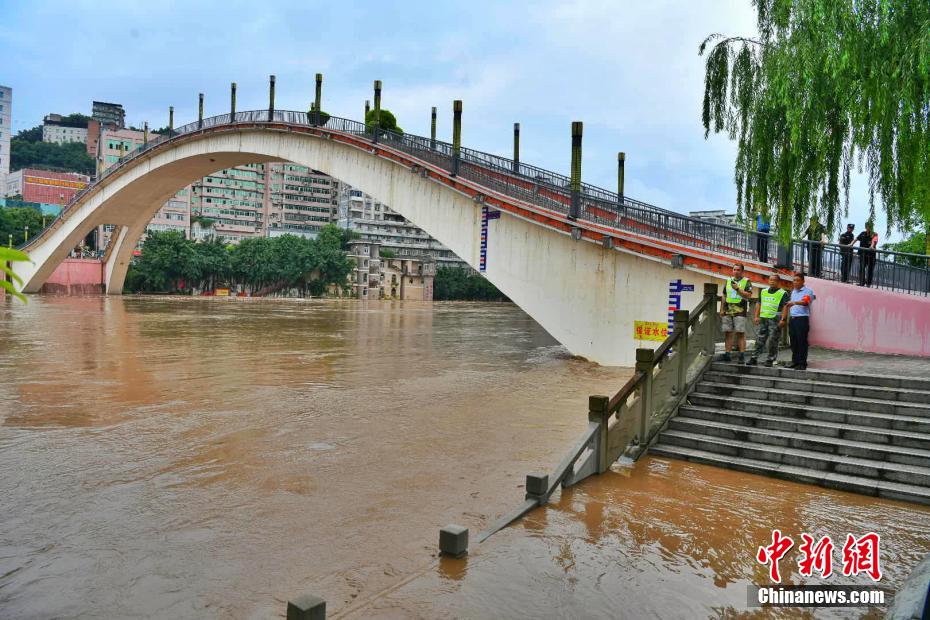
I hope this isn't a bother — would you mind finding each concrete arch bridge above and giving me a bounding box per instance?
[13,111,930,364]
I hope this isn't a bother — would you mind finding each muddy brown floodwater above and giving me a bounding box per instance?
[1,297,927,619]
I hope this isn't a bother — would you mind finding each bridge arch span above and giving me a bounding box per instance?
[16,123,723,365]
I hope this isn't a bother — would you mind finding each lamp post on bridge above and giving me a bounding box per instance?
[372,80,382,144]
[24,226,29,243]
[430,106,437,150]
[451,100,462,177]
[513,122,520,173]
[143,121,148,145]
[198,93,204,130]
[268,74,276,122]
[314,73,323,126]
[168,106,174,138]
[569,121,583,220]
[617,151,625,205]
[230,82,237,121]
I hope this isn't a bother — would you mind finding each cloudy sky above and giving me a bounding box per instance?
[0,0,894,238]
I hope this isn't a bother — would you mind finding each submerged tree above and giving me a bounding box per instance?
[700,0,929,241]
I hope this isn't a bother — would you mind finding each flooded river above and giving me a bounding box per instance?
[1,297,927,619]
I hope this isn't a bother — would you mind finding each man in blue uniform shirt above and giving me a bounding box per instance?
[779,272,815,370]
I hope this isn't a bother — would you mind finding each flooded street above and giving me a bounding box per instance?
[1,297,927,619]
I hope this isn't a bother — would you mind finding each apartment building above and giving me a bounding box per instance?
[42,114,88,145]
[337,185,466,268]
[92,101,125,129]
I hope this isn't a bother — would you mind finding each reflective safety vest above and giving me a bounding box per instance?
[759,287,787,319]
[725,277,749,304]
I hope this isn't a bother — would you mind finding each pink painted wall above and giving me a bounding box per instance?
[808,277,930,357]
[39,258,105,295]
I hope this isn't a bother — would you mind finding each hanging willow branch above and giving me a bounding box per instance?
[701,0,930,241]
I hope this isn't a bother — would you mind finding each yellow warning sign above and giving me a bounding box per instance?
[634,320,668,342]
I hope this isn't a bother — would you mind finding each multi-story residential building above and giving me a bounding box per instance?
[190,164,266,243]
[348,239,382,299]
[337,185,466,268]
[4,168,89,204]
[0,85,11,185]
[265,163,339,238]
[92,101,125,129]
[190,163,340,243]
[42,114,88,145]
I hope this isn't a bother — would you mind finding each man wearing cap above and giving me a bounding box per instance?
[839,223,856,283]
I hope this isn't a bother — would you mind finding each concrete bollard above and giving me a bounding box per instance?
[287,594,326,620]
[439,524,468,558]
[525,473,549,502]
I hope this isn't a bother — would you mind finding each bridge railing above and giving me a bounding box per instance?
[18,109,930,297]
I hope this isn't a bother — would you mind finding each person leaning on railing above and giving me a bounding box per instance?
[839,223,856,283]
[803,216,826,278]
[747,271,788,367]
[856,220,879,287]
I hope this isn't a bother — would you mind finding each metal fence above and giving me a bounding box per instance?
[19,109,930,296]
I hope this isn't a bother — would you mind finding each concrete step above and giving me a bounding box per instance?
[702,370,930,404]
[667,416,930,467]
[710,361,930,392]
[655,430,930,487]
[678,405,930,450]
[694,381,930,417]
[649,444,930,506]
[688,393,930,434]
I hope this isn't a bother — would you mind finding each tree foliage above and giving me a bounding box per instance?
[882,229,929,266]
[365,108,403,135]
[0,207,48,247]
[124,224,355,296]
[10,139,95,175]
[308,102,331,126]
[433,266,508,301]
[700,0,929,239]
[0,246,30,302]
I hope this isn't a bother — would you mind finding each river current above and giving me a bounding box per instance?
[1,297,927,619]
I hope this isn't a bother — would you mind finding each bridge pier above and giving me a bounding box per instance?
[104,222,147,294]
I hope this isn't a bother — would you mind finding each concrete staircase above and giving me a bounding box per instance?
[650,362,930,505]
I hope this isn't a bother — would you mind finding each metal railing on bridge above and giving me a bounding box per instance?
[19,109,930,296]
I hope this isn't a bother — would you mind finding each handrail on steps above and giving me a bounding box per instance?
[478,282,721,543]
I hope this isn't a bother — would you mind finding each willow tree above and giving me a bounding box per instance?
[700,0,929,245]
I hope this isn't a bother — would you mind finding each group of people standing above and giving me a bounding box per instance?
[720,264,815,370]
[753,214,880,287]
